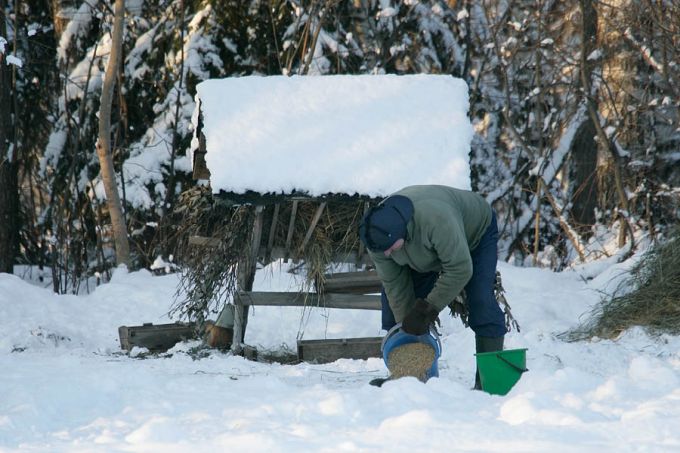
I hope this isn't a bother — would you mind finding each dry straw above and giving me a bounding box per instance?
[563,228,680,341]
[170,186,254,323]
[169,186,375,323]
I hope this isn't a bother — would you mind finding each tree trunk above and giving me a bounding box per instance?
[96,0,130,267]
[351,0,378,71]
[0,0,20,273]
[163,0,185,214]
[579,0,631,247]
[533,0,544,265]
[569,118,598,231]
[51,0,78,36]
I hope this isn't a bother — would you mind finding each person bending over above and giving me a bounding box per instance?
[359,185,506,388]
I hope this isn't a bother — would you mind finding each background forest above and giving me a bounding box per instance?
[0,0,678,294]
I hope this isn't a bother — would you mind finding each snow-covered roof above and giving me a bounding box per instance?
[192,74,473,197]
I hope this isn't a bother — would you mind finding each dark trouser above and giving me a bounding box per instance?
[381,211,506,338]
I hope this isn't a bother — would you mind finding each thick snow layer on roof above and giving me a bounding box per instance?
[194,74,473,197]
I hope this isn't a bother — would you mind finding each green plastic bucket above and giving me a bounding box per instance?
[475,348,528,395]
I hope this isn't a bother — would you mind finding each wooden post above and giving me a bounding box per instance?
[266,203,281,261]
[299,202,326,252]
[357,201,370,266]
[284,200,299,261]
[232,205,265,354]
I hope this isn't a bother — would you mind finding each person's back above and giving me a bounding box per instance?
[393,185,492,251]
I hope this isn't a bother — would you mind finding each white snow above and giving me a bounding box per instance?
[587,49,602,61]
[194,75,474,197]
[377,7,399,19]
[56,1,98,65]
[2,256,680,451]
[0,34,20,67]
[5,55,22,68]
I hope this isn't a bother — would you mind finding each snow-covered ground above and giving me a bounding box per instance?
[1,258,679,452]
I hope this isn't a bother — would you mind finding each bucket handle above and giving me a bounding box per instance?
[496,353,529,373]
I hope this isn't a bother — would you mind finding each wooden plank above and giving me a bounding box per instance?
[263,246,374,266]
[266,203,281,260]
[299,201,326,252]
[285,200,299,258]
[235,291,381,310]
[249,205,265,266]
[118,322,198,352]
[297,337,383,363]
[322,270,382,294]
[325,270,379,280]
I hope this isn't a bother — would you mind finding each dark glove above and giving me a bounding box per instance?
[401,298,439,335]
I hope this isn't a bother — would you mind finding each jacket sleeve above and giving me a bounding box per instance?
[370,252,415,322]
[423,211,473,312]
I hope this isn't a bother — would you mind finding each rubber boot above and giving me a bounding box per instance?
[474,335,504,390]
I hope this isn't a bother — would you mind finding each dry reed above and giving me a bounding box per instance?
[562,229,680,341]
[170,187,377,322]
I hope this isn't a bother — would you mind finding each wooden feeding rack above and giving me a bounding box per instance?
[189,166,386,361]
[188,74,474,362]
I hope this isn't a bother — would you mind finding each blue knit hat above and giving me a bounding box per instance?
[359,195,414,252]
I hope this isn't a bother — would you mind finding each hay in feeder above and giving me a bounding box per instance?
[169,186,255,323]
[562,229,680,341]
[169,186,380,323]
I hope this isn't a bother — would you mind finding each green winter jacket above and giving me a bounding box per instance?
[369,185,492,322]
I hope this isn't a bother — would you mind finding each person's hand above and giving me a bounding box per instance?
[401,298,439,335]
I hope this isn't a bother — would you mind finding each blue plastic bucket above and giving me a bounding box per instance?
[381,324,442,381]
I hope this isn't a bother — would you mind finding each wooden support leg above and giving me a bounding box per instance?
[231,205,265,354]
[232,297,246,353]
